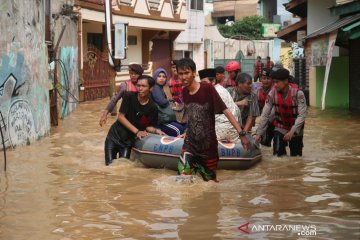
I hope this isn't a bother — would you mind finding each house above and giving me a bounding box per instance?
[211,0,258,24]
[174,0,205,70]
[75,0,187,100]
[277,0,360,110]
[305,0,360,110]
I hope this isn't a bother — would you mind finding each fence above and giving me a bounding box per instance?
[212,40,272,78]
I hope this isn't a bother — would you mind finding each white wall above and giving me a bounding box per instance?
[174,5,205,70]
[176,10,204,44]
[123,27,142,65]
[82,24,142,65]
[193,43,204,70]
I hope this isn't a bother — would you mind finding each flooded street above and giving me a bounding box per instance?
[0,98,359,239]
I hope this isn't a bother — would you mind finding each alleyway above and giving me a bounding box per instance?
[0,99,359,239]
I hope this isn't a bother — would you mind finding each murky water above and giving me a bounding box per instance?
[0,99,359,239]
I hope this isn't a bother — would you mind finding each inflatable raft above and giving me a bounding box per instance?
[131,134,261,170]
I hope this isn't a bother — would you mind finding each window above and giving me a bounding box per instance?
[190,0,203,10]
[128,35,137,45]
[87,33,103,52]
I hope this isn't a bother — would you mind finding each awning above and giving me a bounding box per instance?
[306,13,360,39]
[342,20,360,40]
[212,1,236,18]
[212,10,235,18]
[276,18,307,41]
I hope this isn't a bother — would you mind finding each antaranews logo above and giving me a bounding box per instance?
[238,222,317,236]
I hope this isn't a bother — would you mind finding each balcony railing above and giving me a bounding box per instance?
[148,0,161,10]
[117,0,132,6]
[172,0,180,13]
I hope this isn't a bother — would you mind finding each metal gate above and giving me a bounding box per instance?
[83,45,114,101]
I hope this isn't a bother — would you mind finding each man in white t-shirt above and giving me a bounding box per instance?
[198,68,242,142]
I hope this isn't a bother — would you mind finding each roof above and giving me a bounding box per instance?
[212,0,257,19]
[306,13,360,39]
[212,1,236,18]
[283,0,307,18]
[276,18,307,41]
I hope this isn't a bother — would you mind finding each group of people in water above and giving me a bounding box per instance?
[100,57,307,182]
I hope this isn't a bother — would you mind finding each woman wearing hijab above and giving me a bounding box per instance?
[152,67,186,137]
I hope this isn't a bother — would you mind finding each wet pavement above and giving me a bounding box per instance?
[0,98,359,239]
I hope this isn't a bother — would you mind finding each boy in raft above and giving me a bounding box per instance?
[255,68,307,157]
[176,58,250,182]
[99,64,144,126]
[104,75,165,165]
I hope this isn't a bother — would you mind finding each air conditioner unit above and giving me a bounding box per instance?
[283,20,292,27]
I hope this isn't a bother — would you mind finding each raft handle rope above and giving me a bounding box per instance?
[0,111,6,171]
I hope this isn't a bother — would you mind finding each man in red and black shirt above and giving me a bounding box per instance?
[253,56,263,82]
[176,58,250,182]
[265,56,274,69]
[168,60,183,103]
[256,68,274,147]
[255,69,307,157]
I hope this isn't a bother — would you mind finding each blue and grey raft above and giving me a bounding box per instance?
[131,134,261,170]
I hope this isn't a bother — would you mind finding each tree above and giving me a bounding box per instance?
[218,15,268,40]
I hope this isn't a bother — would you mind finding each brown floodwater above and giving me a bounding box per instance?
[0,98,359,239]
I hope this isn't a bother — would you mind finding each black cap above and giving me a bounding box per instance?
[271,68,289,80]
[215,66,225,74]
[198,68,216,80]
[129,64,144,75]
[261,68,272,77]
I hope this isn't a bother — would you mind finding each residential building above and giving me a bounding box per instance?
[277,0,360,110]
[212,0,258,24]
[305,0,360,110]
[174,0,205,70]
[75,0,187,100]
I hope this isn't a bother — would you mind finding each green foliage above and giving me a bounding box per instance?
[218,15,269,40]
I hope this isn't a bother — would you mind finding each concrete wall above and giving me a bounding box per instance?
[0,0,50,148]
[51,1,80,119]
[314,56,349,108]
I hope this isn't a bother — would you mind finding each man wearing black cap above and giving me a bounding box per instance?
[199,68,242,142]
[99,64,144,126]
[255,68,307,157]
[256,68,275,147]
[198,68,217,84]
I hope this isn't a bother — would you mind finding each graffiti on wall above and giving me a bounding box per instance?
[7,100,36,146]
[59,47,79,119]
[310,38,328,67]
[0,50,50,149]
